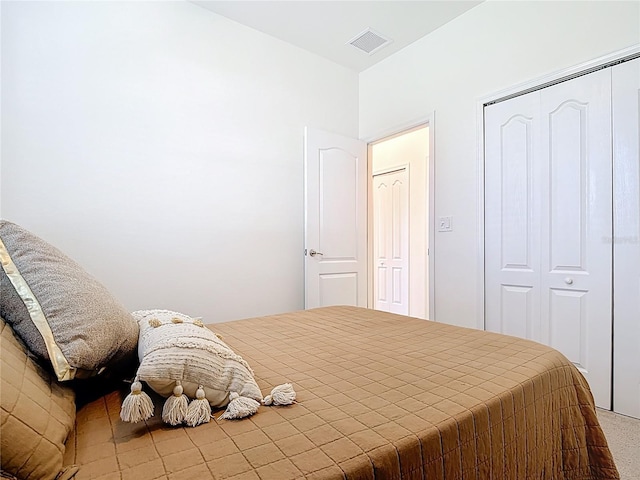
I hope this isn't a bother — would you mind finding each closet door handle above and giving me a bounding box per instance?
[564,277,574,285]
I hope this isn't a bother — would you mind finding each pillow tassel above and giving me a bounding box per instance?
[185,385,211,427]
[219,392,260,420]
[120,379,154,423]
[263,383,296,406]
[162,381,189,426]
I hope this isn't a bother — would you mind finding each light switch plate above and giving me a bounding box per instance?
[438,216,453,232]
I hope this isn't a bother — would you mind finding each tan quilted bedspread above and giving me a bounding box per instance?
[65,306,619,479]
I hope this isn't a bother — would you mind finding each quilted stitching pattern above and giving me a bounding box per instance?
[0,318,76,480]
[68,307,619,479]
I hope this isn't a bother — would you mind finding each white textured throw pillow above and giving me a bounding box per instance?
[120,309,295,427]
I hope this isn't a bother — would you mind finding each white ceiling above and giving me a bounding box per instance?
[191,1,483,72]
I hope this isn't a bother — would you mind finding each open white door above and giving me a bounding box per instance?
[304,127,367,309]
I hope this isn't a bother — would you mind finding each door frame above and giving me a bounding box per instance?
[476,44,640,331]
[364,113,436,320]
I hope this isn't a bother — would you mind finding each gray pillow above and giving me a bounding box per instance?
[0,220,138,381]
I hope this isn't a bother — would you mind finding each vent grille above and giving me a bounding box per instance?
[347,28,392,55]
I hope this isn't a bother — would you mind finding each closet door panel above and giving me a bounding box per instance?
[548,102,587,271]
[539,69,612,409]
[485,91,541,342]
[613,57,640,419]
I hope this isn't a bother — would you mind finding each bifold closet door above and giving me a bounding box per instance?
[613,58,640,419]
[485,68,613,409]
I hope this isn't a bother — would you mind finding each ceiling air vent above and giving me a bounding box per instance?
[347,28,392,55]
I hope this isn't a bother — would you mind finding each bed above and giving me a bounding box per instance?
[63,306,619,479]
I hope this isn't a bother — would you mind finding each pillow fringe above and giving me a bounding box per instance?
[120,379,154,423]
[120,380,297,425]
[184,386,211,427]
[220,383,297,421]
[263,383,297,406]
[219,392,260,420]
[161,381,189,426]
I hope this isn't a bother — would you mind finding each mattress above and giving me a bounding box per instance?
[66,306,619,479]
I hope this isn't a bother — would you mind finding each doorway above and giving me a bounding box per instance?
[369,125,431,319]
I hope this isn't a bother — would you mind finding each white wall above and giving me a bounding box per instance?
[1,1,358,322]
[359,0,640,328]
[371,127,429,318]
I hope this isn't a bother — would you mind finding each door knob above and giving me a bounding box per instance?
[564,277,573,285]
[309,249,324,257]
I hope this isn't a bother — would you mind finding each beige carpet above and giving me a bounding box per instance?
[597,409,640,480]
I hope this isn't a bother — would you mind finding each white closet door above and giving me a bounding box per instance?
[613,58,640,419]
[485,68,613,409]
[485,91,542,341]
[539,69,613,409]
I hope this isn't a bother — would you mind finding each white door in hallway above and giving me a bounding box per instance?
[304,127,367,309]
[485,69,613,409]
[612,58,640,419]
[373,168,409,315]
